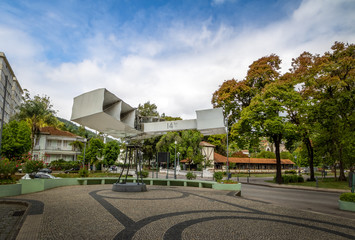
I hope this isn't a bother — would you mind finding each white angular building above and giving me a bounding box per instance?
[0,52,23,124]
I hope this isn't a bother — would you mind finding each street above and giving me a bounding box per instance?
[241,183,355,220]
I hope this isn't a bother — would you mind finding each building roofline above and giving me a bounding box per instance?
[0,52,23,93]
[0,52,16,79]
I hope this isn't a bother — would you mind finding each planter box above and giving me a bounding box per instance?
[212,182,242,191]
[339,200,355,212]
[0,183,22,197]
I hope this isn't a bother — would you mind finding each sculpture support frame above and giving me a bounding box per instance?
[112,145,147,192]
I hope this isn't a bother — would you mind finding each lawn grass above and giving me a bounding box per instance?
[54,172,122,178]
[231,173,276,178]
[285,177,350,190]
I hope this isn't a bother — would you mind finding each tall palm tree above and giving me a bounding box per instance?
[15,92,57,155]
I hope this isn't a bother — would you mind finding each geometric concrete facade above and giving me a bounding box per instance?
[71,88,226,139]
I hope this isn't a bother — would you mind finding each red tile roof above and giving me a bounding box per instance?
[40,127,79,137]
[214,153,295,165]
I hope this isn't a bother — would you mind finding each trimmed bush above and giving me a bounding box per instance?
[213,172,223,181]
[0,158,19,179]
[186,172,197,180]
[50,160,81,170]
[274,175,304,184]
[78,168,89,177]
[23,159,44,173]
[138,170,149,178]
[285,170,297,174]
[340,193,355,203]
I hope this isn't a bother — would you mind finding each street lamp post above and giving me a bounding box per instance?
[177,152,180,171]
[225,117,230,180]
[248,152,251,177]
[83,139,87,169]
[174,140,177,179]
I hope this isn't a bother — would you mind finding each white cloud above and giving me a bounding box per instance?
[1,0,354,127]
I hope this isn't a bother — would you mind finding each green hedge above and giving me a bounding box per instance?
[213,172,223,181]
[186,172,197,180]
[340,193,355,203]
[274,175,304,184]
[137,170,149,178]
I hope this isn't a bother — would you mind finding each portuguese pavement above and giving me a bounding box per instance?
[1,184,355,240]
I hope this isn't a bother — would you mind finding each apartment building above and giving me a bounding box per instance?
[0,52,23,124]
[33,127,85,164]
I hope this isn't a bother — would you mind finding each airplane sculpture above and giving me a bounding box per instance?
[71,88,226,192]
[71,88,226,139]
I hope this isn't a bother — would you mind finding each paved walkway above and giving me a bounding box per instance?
[1,184,355,240]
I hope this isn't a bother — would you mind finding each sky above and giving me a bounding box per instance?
[0,0,354,122]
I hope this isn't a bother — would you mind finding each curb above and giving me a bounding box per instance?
[240,181,348,193]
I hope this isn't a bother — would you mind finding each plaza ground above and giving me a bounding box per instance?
[1,183,355,240]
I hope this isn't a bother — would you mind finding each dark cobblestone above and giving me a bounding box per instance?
[0,203,27,240]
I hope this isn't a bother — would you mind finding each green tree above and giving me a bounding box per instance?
[142,136,161,167]
[15,93,57,154]
[156,132,182,165]
[85,138,104,170]
[180,130,204,169]
[103,141,120,166]
[256,151,276,159]
[233,81,298,184]
[212,54,282,125]
[137,101,159,117]
[294,42,355,181]
[1,120,31,159]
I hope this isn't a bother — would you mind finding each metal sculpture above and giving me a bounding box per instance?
[71,88,226,192]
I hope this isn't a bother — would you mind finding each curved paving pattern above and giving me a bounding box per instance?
[5,185,355,239]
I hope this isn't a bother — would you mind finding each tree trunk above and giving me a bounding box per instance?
[273,135,282,184]
[304,137,315,181]
[338,146,346,181]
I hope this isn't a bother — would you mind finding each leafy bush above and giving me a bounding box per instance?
[138,170,149,178]
[256,151,275,159]
[50,159,81,170]
[218,179,238,184]
[213,172,223,181]
[274,175,304,184]
[339,193,355,203]
[285,170,297,174]
[23,159,44,173]
[280,151,294,161]
[78,168,89,177]
[186,172,196,180]
[0,177,17,185]
[0,158,19,179]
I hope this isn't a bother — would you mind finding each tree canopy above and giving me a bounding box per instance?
[15,93,58,154]
[211,41,354,182]
[1,120,31,159]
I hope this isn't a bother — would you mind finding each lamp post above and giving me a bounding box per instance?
[82,138,87,169]
[225,117,230,180]
[177,152,180,171]
[174,140,177,179]
[248,152,251,177]
[0,75,8,157]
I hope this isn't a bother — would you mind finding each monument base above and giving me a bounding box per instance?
[112,182,147,192]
